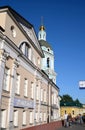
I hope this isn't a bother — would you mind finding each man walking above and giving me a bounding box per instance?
[64,111,68,127]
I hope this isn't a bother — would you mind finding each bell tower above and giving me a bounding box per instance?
[38,19,57,84]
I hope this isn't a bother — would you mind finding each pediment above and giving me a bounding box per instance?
[19,23,41,51]
[0,6,43,57]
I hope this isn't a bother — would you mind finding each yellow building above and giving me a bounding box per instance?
[60,104,85,119]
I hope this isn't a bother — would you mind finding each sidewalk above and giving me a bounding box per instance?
[58,124,85,130]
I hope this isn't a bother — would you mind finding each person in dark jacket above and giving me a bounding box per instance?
[67,113,72,127]
[82,113,85,123]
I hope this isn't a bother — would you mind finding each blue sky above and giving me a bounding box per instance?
[0,0,85,103]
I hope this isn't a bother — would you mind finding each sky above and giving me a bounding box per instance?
[0,0,85,103]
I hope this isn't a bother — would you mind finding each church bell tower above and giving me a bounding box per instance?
[38,20,57,84]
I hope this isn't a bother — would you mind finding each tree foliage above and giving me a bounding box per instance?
[60,94,73,103]
[60,94,82,107]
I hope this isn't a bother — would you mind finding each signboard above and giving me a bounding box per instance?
[79,80,85,89]
[14,97,35,108]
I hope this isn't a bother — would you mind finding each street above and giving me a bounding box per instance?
[58,124,85,130]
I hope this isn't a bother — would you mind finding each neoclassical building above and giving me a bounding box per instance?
[0,6,60,130]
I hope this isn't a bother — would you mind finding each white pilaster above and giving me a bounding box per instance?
[8,59,19,130]
[0,49,9,128]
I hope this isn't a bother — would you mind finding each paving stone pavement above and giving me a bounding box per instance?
[58,124,85,130]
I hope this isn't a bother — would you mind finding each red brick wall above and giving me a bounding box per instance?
[21,120,62,130]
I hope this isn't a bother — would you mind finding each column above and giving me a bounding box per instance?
[34,70,37,125]
[38,80,41,124]
[8,59,19,130]
[0,49,9,128]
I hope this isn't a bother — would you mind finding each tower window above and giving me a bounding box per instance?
[47,57,50,68]
[48,48,50,51]
[43,34,45,39]
[40,34,41,38]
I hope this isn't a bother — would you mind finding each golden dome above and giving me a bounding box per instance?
[39,25,45,30]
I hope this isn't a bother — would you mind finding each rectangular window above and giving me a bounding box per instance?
[44,113,46,122]
[24,79,28,97]
[44,90,46,102]
[36,85,39,100]
[15,73,20,95]
[3,67,10,91]
[40,112,42,122]
[29,111,33,124]
[1,109,7,128]
[41,89,43,101]
[54,93,56,104]
[14,110,18,127]
[52,94,54,105]
[36,112,38,122]
[23,111,26,125]
[31,82,34,99]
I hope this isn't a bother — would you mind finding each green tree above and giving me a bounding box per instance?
[74,98,82,107]
[60,94,82,107]
[60,94,73,103]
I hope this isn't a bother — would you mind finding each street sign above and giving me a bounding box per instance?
[79,80,85,89]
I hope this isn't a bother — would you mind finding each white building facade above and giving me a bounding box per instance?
[0,6,60,130]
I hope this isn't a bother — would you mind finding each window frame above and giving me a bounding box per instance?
[22,110,27,126]
[15,73,20,95]
[19,42,31,60]
[24,78,28,97]
[3,67,10,91]
[14,110,18,127]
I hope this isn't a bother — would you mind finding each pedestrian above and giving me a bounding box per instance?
[82,113,85,124]
[63,111,68,127]
[67,113,72,127]
[79,114,83,124]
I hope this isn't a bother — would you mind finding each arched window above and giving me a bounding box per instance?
[47,57,50,68]
[19,42,31,60]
